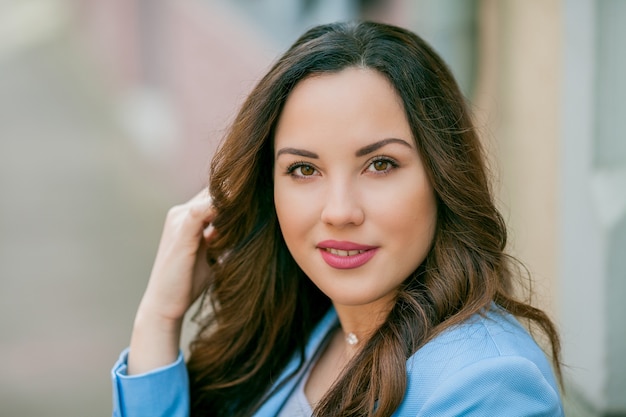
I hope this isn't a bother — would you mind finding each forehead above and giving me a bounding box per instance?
[284,67,402,112]
[274,68,411,147]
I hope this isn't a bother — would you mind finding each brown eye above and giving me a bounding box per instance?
[366,158,397,174]
[373,160,389,171]
[299,165,315,176]
[287,162,318,178]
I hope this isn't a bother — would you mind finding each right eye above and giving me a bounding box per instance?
[287,162,318,178]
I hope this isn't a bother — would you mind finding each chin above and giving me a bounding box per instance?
[323,289,395,309]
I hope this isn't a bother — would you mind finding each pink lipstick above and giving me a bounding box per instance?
[317,240,378,269]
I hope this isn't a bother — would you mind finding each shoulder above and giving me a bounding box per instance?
[408,305,554,377]
[394,306,563,416]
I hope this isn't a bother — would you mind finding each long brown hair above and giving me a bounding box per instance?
[187,21,561,416]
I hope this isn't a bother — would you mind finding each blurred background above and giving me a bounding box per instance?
[0,0,624,415]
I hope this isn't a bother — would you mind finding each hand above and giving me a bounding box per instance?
[128,189,216,374]
[140,189,216,323]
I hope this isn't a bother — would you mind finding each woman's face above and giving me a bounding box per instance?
[273,68,437,311]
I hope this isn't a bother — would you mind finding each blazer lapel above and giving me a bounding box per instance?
[252,308,337,416]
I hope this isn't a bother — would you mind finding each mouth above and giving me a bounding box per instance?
[317,240,378,269]
[323,248,369,257]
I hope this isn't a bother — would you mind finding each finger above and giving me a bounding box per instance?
[188,188,212,205]
[203,223,217,241]
[186,199,216,226]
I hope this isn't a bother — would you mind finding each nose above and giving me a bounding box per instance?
[320,180,365,227]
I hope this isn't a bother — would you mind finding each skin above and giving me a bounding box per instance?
[126,67,437,408]
[127,190,216,374]
[273,68,437,403]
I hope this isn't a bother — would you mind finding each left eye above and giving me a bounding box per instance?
[372,160,389,171]
[366,158,396,173]
[297,165,316,176]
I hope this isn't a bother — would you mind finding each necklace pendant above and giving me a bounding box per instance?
[346,332,359,345]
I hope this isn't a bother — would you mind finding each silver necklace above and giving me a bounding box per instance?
[345,332,359,346]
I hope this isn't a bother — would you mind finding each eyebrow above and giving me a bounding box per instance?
[355,138,413,157]
[275,148,319,158]
[275,138,412,159]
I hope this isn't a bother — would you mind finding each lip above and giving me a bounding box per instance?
[317,240,378,269]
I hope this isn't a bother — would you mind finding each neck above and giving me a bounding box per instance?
[332,299,393,351]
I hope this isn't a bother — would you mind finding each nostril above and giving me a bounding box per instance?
[320,204,365,227]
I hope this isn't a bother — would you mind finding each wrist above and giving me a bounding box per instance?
[134,300,185,336]
[127,304,183,375]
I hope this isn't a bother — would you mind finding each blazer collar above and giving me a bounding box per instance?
[252,307,338,416]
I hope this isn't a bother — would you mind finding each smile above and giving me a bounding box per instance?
[324,248,367,256]
[317,240,379,269]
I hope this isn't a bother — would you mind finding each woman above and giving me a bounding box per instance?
[112,21,564,416]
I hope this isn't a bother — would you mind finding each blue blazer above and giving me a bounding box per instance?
[112,306,563,416]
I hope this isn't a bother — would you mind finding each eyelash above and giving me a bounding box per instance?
[285,156,399,178]
[365,156,399,174]
[286,161,318,178]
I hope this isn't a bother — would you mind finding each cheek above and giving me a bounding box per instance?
[274,183,311,240]
[369,170,434,213]
[372,181,437,246]
[274,187,290,233]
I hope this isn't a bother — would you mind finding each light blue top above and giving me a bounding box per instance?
[276,338,318,417]
[111,306,564,416]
